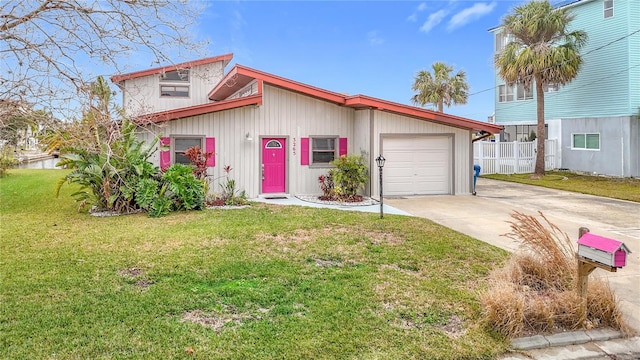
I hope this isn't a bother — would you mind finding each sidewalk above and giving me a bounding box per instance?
[501,330,640,359]
[250,195,411,216]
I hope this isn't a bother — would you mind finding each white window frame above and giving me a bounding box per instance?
[495,32,513,53]
[173,136,204,164]
[516,83,533,101]
[311,136,338,165]
[160,69,190,82]
[160,85,190,98]
[604,0,613,18]
[572,133,600,151]
[498,84,514,102]
[544,83,559,92]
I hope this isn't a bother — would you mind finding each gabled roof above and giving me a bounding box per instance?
[135,61,502,134]
[110,53,233,84]
[204,64,502,134]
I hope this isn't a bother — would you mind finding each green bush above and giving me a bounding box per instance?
[0,148,19,178]
[162,163,204,211]
[329,154,368,199]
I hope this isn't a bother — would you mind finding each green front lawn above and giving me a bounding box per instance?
[483,171,640,203]
[1,170,508,359]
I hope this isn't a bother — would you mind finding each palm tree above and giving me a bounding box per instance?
[495,0,587,176]
[411,62,469,113]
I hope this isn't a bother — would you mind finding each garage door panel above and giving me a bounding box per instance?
[383,136,451,196]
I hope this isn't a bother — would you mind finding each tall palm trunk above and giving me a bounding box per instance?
[534,78,546,176]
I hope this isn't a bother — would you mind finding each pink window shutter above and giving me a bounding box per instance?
[205,137,215,167]
[339,137,348,156]
[301,138,309,165]
[159,137,171,170]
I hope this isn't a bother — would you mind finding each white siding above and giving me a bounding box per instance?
[260,85,354,195]
[122,61,226,116]
[371,111,473,196]
[138,84,476,198]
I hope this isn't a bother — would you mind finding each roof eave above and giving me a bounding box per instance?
[345,95,503,134]
[135,94,262,124]
[111,53,234,84]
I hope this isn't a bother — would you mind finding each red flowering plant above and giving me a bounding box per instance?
[183,146,214,180]
[318,173,336,201]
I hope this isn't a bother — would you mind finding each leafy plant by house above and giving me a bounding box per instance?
[318,173,335,200]
[328,154,368,201]
[162,163,205,211]
[206,165,247,207]
[52,77,205,217]
[183,146,214,180]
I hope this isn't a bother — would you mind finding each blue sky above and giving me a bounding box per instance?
[126,1,541,121]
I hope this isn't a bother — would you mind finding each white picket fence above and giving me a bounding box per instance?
[473,139,557,175]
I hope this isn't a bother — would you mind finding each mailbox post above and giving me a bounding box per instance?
[576,227,632,325]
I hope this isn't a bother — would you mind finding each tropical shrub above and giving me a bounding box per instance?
[162,163,205,211]
[55,120,159,213]
[329,154,368,200]
[183,146,214,180]
[318,173,335,200]
[206,165,247,206]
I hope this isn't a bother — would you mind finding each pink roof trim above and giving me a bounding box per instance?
[110,53,233,83]
[136,94,262,124]
[207,65,503,134]
[578,233,631,253]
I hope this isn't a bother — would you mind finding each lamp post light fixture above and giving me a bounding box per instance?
[375,154,386,219]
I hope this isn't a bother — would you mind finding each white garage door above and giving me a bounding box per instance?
[383,136,452,196]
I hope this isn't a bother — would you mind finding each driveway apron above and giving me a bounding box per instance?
[386,177,640,332]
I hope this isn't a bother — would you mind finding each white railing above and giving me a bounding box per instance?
[474,139,557,175]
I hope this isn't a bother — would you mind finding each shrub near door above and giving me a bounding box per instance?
[324,154,368,202]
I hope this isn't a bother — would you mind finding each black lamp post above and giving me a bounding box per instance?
[375,155,386,219]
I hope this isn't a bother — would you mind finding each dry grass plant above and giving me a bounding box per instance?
[481,211,628,338]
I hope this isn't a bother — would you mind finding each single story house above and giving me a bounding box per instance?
[111,54,502,199]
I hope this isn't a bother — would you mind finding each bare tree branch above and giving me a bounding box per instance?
[1,0,207,119]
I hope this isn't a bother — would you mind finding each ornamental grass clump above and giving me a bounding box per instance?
[481,211,628,338]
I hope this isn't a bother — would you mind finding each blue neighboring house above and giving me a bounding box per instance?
[490,0,639,177]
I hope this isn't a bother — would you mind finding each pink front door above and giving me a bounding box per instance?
[262,138,286,193]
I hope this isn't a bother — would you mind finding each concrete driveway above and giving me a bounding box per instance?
[386,177,640,332]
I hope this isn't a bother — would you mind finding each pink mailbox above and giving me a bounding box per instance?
[577,233,632,268]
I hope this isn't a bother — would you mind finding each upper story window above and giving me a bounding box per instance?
[495,31,513,53]
[604,0,613,18]
[160,85,189,97]
[498,84,514,102]
[499,83,533,102]
[572,133,600,150]
[311,137,337,164]
[544,83,559,92]
[161,69,190,82]
[516,83,533,101]
[159,69,190,97]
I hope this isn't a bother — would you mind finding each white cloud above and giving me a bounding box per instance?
[407,2,428,22]
[419,9,448,33]
[367,30,384,46]
[447,2,497,31]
